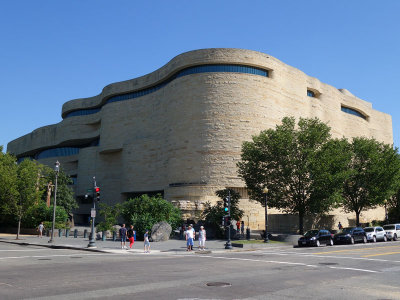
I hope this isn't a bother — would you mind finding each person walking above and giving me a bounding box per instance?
[338,222,343,230]
[144,230,151,253]
[236,220,241,234]
[198,226,206,251]
[241,220,245,237]
[119,224,127,249]
[37,222,45,238]
[186,225,194,251]
[127,225,136,249]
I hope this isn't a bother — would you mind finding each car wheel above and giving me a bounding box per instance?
[394,234,398,241]
[383,235,387,242]
[329,239,334,246]
[298,242,302,247]
[363,236,367,243]
[373,236,376,243]
[350,237,355,244]
[316,240,320,247]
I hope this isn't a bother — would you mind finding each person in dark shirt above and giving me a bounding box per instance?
[127,225,136,249]
[119,224,127,249]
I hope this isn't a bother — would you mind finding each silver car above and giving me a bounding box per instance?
[364,226,387,242]
[383,224,400,241]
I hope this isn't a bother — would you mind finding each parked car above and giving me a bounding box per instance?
[333,227,367,244]
[383,224,400,241]
[298,229,333,247]
[364,226,387,242]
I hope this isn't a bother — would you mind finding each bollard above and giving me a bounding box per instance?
[246,227,251,240]
[102,231,107,241]
[74,229,78,238]
[84,229,88,239]
[112,231,116,241]
[65,229,70,238]
[58,229,62,237]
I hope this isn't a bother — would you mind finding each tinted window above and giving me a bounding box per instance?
[304,230,319,237]
[364,228,374,232]
[396,225,400,230]
[342,228,354,233]
[384,225,395,230]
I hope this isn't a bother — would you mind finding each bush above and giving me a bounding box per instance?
[22,201,68,229]
[96,203,121,232]
[121,194,181,240]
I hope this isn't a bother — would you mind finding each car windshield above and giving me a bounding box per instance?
[364,228,374,232]
[384,225,395,230]
[340,227,354,233]
[304,230,319,237]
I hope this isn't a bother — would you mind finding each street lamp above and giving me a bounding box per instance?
[48,161,60,243]
[384,199,388,224]
[263,187,269,243]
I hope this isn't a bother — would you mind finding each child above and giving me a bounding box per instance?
[144,230,150,253]
[127,225,135,249]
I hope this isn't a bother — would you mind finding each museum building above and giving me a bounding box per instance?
[7,48,393,230]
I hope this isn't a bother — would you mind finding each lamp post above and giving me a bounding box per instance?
[48,161,60,243]
[88,176,97,248]
[384,199,388,224]
[263,187,269,243]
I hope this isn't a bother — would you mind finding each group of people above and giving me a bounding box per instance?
[118,224,150,253]
[185,225,206,251]
[236,220,245,236]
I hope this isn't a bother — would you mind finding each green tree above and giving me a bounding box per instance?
[237,117,350,234]
[201,188,244,238]
[43,168,77,215]
[341,137,400,226]
[121,194,181,240]
[97,203,121,232]
[0,147,18,225]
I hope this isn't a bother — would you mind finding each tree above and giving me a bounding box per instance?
[42,168,77,215]
[341,137,400,226]
[121,194,181,240]
[201,188,244,238]
[97,203,121,232]
[0,146,18,225]
[237,117,350,234]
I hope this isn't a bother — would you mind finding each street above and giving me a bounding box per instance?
[1,241,400,299]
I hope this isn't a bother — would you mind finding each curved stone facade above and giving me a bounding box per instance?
[7,48,393,229]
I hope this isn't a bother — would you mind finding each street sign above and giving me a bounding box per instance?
[91,209,96,218]
[87,188,93,193]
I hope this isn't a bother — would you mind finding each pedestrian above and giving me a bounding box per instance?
[127,225,136,249]
[144,230,151,253]
[119,224,127,249]
[241,220,245,236]
[338,222,343,230]
[198,226,206,251]
[186,225,194,251]
[37,222,45,238]
[236,220,241,234]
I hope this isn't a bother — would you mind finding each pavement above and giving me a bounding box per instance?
[0,233,292,254]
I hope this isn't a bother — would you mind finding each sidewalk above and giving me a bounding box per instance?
[0,233,293,254]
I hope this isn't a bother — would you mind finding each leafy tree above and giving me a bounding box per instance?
[201,188,244,238]
[121,194,181,240]
[97,203,121,232]
[0,147,18,225]
[23,201,68,229]
[237,117,350,234]
[42,168,77,215]
[341,137,400,226]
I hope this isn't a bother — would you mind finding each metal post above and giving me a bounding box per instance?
[385,200,388,224]
[48,161,60,243]
[225,190,232,249]
[88,177,97,248]
[263,187,269,243]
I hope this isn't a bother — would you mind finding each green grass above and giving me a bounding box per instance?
[232,239,284,244]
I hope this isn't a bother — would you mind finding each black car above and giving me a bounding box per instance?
[298,229,333,247]
[333,227,367,244]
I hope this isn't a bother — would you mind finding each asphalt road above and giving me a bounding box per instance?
[1,241,400,299]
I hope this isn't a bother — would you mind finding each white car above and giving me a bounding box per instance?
[383,224,400,241]
[364,226,387,242]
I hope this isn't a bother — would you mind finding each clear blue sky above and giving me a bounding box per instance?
[1,1,400,151]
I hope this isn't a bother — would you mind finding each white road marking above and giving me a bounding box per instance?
[0,253,106,260]
[182,254,380,273]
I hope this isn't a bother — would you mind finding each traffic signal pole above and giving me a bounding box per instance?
[87,176,97,248]
[225,190,232,249]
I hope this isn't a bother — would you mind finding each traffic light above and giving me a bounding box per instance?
[226,216,231,226]
[95,186,100,201]
[224,197,229,213]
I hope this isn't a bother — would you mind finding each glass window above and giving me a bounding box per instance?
[307,90,315,97]
[341,106,367,120]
